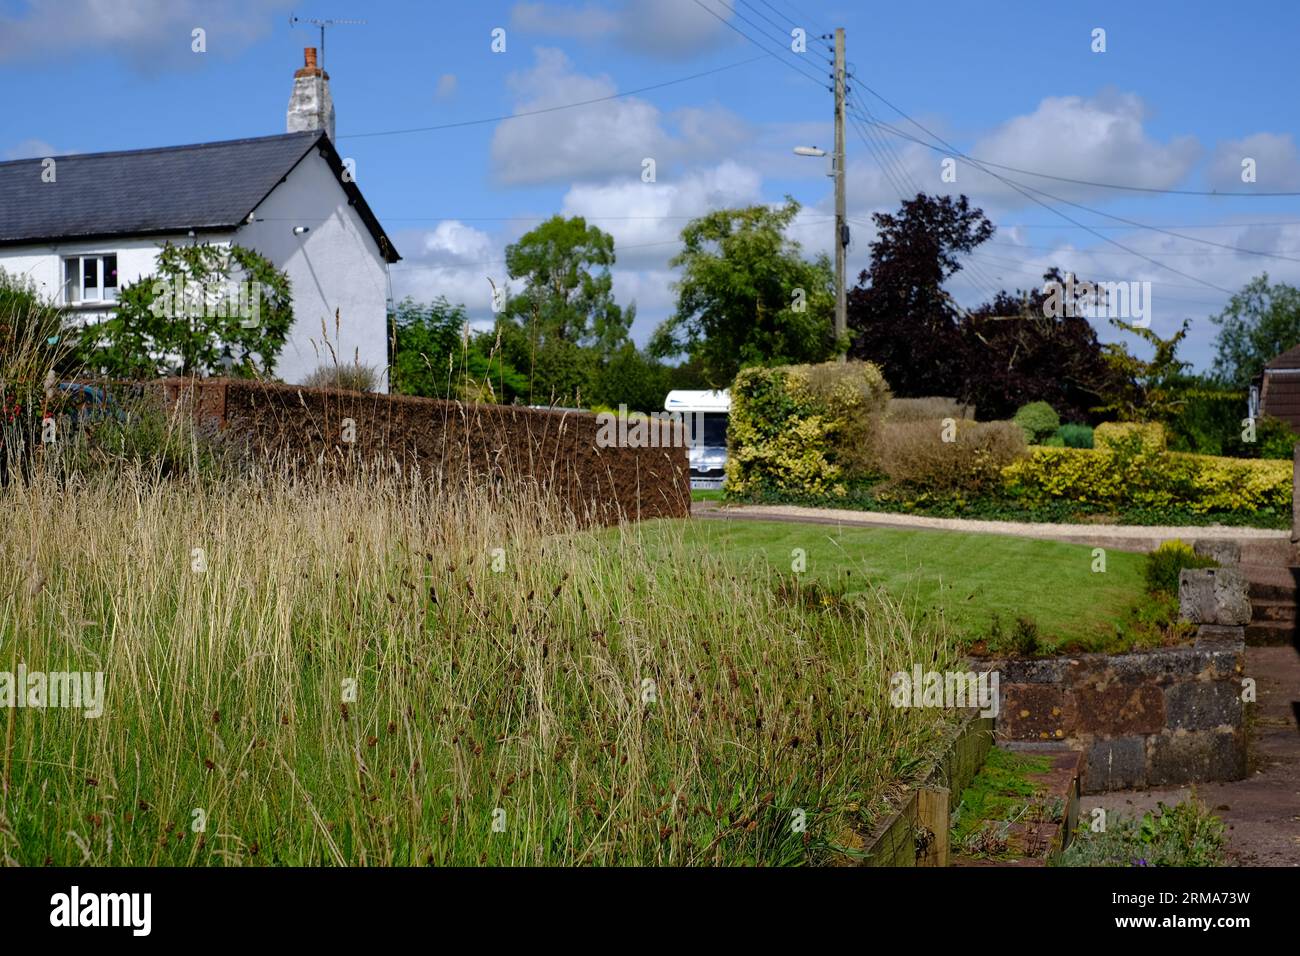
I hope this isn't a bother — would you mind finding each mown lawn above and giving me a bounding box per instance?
[630,518,1153,654]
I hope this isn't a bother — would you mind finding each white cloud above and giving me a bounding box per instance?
[616,0,734,59]
[508,0,735,59]
[421,220,496,264]
[3,138,59,160]
[491,47,666,185]
[962,90,1201,204]
[560,160,764,268]
[435,73,458,100]
[1208,133,1300,191]
[0,0,290,67]
[835,91,1201,215]
[510,3,620,39]
[490,48,751,186]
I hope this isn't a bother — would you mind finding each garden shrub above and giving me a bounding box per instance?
[304,363,380,393]
[1165,388,1246,456]
[1012,401,1060,443]
[725,359,890,498]
[885,396,975,422]
[1144,540,1217,595]
[1256,415,1299,460]
[1094,421,1166,452]
[876,419,1027,493]
[1002,445,1291,518]
[1056,423,1094,449]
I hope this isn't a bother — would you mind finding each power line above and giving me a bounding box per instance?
[961,251,1232,306]
[844,89,1007,304]
[689,0,829,89]
[734,0,801,45]
[842,100,1236,294]
[994,219,1300,230]
[982,237,1300,258]
[936,155,1300,198]
[336,54,770,140]
[963,251,1230,295]
[848,107,1300,269]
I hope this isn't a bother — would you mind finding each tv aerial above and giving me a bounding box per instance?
[288,14,367,70]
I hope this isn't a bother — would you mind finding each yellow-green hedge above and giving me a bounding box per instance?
[1094,421,1166,452]
[725,360,889,498]
[1003,446,1291,515]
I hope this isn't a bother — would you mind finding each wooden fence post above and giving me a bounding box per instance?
[916,787,950,867]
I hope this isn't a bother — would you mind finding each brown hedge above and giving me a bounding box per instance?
[156,378,690,526]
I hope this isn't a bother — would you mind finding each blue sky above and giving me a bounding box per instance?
[3,0,1298,370]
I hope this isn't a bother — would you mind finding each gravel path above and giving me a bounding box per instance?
[693,501,1290,554]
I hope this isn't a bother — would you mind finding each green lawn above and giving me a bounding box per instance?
[691,488,725,502]
[631,518,1154,654]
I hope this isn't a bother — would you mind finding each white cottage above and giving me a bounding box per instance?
[0,47,399,390]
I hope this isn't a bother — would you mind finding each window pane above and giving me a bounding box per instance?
[63,258,79,303]
[103,255,118,301]
[83,257,99,298]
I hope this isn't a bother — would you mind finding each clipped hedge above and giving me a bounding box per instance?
[885,396,975,422]
[877,419,1026,493]
[1094,421,1166,452]
[1002,445,1291,517]
[725,359,889,498]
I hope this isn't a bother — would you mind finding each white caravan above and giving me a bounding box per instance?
[664,389,730,490]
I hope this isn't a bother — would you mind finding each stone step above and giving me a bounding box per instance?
[1236,539,1297,566]
[1246,619,1295,646]
[1252,598,1297,622]
[1241,564,1299,601]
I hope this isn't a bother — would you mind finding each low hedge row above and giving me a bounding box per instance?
[1002,445,1291,517]
[725,360,889,498]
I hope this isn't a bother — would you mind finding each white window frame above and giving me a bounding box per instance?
[62,253,119,305]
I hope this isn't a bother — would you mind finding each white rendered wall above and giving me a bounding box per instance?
[0,149,391,390]
[236,149,391,391]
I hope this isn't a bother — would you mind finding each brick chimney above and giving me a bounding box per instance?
[286,47,335,141]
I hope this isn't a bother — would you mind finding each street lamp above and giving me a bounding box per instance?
[795,145,848,359]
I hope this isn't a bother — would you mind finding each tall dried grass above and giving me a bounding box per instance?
[0,461,959,865]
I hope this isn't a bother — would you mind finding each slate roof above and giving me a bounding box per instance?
[0,131,399,262]
[1265,343,1300,370]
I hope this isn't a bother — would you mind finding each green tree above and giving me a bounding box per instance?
[503,215,633,355]
[592,344,671,413]
[1097,318,1191,422]
[1209,273,1300,388]
[73,243,292,378]
[650,198,835,386]
[390,296,527,402]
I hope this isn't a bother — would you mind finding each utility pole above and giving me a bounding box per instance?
[833,27,848,361]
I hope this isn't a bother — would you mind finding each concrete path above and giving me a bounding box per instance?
[693,501,1292,559]
[1081,646,1300,866]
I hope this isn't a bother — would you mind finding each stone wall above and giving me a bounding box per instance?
[987,641,1247,793]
